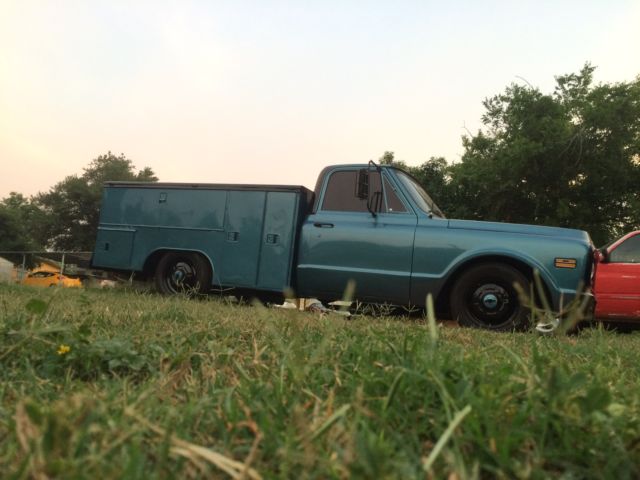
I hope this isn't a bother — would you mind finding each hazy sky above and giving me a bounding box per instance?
[1,0,638,198]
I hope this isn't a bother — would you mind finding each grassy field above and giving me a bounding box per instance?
[1,284,639,479]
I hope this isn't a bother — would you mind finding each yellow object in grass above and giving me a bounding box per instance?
[57,344,71,356]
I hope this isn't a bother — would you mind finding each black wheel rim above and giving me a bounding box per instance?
[163,259,199,293]
[467,282,518,327]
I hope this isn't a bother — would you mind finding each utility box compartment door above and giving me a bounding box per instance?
[256,191,299,291]
[219,191,266,287]
[93,228,136,269]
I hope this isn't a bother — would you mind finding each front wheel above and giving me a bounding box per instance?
[450,263,531,331]
[154,252,212,295]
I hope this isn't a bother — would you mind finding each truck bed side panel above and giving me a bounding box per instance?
[100,187,226,230]
[93,184,310,293]
[93,228,136,268]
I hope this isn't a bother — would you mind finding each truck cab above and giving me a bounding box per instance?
[298,164,593,330]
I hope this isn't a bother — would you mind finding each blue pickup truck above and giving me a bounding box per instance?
[91,163,593,330]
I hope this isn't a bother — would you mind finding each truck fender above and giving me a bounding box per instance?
[437,249,559,307]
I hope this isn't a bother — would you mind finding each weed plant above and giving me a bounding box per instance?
[1,284,639,479]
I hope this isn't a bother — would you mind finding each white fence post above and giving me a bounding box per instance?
[59,253,66,286]
[20,254,26,282]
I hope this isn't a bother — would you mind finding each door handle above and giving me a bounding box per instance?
[313,222,334,228]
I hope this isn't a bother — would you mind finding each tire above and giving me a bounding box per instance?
[154,252,212,295]
[450,263,531,331]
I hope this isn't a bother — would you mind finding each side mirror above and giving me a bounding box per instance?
[597,248,609,263]
[356,169,369,199]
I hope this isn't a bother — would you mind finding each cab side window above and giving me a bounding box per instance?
[321,170,409,214]
[321,170,382,212]
[383,177,408,213]
[609,235,640,263]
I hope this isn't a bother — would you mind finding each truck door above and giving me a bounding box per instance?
[296,168,416,304]
[594,232,640,320]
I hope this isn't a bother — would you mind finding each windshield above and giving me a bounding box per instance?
[396,171,445,218]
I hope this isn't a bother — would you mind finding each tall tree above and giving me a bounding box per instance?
[409,157,456,215]
[36,152,157,250]
[452,64,640,245]
[0,193,46,251]
[0,206,32,252]
[378,151,457,216]
[378,151,407,169]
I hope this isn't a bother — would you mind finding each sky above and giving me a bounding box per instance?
[1,0,639,198]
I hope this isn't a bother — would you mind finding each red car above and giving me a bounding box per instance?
[593,231,640,321]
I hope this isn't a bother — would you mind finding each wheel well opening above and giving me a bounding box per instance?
[435,256,552,316]
[142,250,169,279]
[142,250,214,280]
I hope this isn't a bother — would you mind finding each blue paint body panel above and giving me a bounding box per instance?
[92,182,312,293]
[296,211,416,303]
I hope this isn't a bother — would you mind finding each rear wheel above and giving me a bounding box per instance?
[450,263,531,331]
[154,252,212,295]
